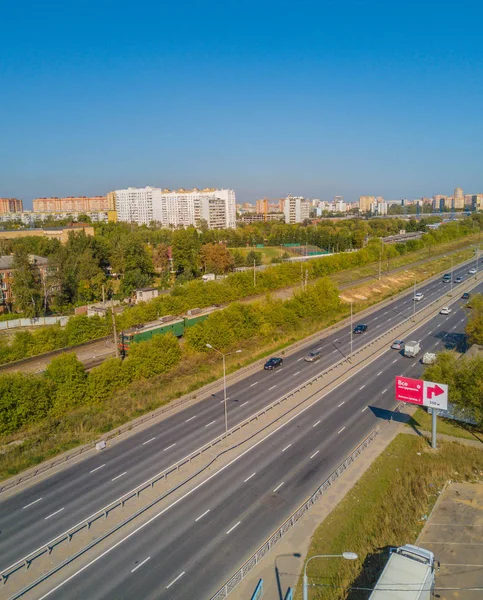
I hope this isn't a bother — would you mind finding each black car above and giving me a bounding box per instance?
[462,292,470,300]
[353,324,368,334]
[264,357,283,370]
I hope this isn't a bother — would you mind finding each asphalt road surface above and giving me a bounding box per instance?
[34,276,483,600]
[0,259,480,582]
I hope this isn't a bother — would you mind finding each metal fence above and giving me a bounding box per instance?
[0,316,69,330]
[210,428,380,600]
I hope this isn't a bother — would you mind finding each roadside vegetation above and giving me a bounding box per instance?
[295,434,483,600]
[0,219,480,366]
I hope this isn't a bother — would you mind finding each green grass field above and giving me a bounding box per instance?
[228,245,298,264]
[409,407,483,442]
[295,434,483,599]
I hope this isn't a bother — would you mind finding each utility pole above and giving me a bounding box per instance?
[451,257,454,294]
[350,301,353,361]
[413,276,416,322]
[102,284,106,306]
[253,259,256,287]
[111,298,119,358]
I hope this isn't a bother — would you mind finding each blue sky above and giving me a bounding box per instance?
[1,0,482,206]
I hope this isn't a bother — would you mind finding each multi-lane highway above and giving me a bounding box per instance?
[0,257,480,592]
[31,275,483,600]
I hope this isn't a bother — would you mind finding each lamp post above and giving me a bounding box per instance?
[303,552,358,600]
[413,274,416,322]
[350,300,353,361]
[206,344,242,438]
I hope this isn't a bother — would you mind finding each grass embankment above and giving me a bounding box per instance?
[0,243,479,481]
[295,434,483,600]
[409,408,483,442]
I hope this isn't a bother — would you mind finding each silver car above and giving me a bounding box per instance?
[305,351,321,362]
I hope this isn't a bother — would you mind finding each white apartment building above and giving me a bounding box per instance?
[113,187,236,229]
[114,187,162,226]
[156,188,236,229]
[284,195,311,224]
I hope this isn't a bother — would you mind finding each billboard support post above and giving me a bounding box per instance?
[431,410,437,449]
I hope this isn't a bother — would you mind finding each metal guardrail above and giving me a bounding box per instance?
[1,273,479,584]
[1,256,477,494]
[210,428,380,600]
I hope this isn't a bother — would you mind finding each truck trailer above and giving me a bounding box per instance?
[369,544,436,600]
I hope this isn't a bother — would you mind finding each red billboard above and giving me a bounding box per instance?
[395,376,424,405]
[395,376,448,410]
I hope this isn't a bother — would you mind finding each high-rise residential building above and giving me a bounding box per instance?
[113,187,161,225]
[283,195,310,224]
[0,198,23,214]
[32,196,109,213]
[471,194,483,211]
[113,187,236,229]
[359,196,375,212]
[370,198,387,215]
[453,187,464,209]
[158,188,236,229]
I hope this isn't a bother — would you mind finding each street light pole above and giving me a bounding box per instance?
[303,552,358,600]
[350,301,353,360]
[206,344,242,438]
[413,275,416,322]
[451,257,454,294]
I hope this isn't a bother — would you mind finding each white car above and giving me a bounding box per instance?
[468,268,477,275]
[440,307,451,315]
[413,292,424,301]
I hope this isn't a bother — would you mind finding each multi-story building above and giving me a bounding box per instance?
[113,187,161,225]
[471,194,483,211]
[453,187,464,210]
[0,254,51,311]
[237,213,285,224]
[0,198,23,214]
[370,198,388,215]
[0,225,95,244]
[32,196,109,213]
[283,195,310,224]
[112,187,236,229]
[359,196,375,212]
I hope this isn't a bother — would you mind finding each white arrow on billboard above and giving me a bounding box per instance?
[423,380,448,410]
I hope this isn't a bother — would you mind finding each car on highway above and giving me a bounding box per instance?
[353,324,368,334]
[304,351,321,362]
[440,307,451,315]
[442,274,451,282]
[413,292,424,301]
[462,292,470,300]
[264,357,283,370]
[468,268,477,275]
[454,276,463,284]
[391,340,405,350]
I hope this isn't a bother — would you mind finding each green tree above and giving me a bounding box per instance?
[124,333,182,380]
[44,353,87,414]
[11,250,42,317]
[0,373,53,434]
[245,250,262,267]
[465,294,483,345]
[152,243,171,274]
[171,227,200,279]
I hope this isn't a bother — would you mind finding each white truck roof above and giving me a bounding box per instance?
[369,545,434,600]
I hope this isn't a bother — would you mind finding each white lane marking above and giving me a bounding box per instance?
[45,507,64,520]
[23,497,43,510]
[332,349,338,354]
[142,437,156,445]
[412,362,417,367]
[276,368,284,372]
[334,338,339,342]
[111,472,127,482]
[282,444,292,452]
[131,556,151,573]
[359,385,365,390]
[195,509,210,522]
[90,464,105,473]
[36,327,449,599]
[163,443,176,452]
[250,381,259,387]
[337,427,346,434]
[361,406,368,412]
[383,311,388,315]
[392,359,398,364]
[376,371,383,376]
[273,482,284,493]
[226,521,241,535]
[376,324,380,328]
[166,571,185,589]
[382,388,388,394]
[297,357,304,362]
[310,450,320,459]
[244,472,256,483]
[185,415,196,422]
[205,420,216,428]
[240,401,248,407]
[293,371,300,376]
[269,385,277,391]
[338,401,345,407]
[313,420,321,427]
[316,347,323,351]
